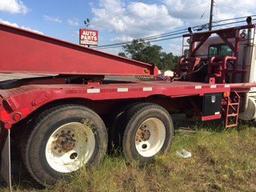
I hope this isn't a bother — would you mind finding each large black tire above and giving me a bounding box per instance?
[21,105,108,186]
[122,103,174,163]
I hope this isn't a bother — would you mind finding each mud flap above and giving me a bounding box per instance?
[0,129,12,191]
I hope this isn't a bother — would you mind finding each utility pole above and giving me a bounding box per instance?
[209,0,214,31]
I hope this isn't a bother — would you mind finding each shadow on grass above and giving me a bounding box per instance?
[172,113,224,132]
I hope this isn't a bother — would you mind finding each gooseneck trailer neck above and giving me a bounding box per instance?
[0,22,256,188]
[0,23,157,77]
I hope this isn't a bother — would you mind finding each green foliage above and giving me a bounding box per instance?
[118,39,178,70]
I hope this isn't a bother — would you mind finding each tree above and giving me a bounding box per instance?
[118,39,178,70]
[160,52,179,71]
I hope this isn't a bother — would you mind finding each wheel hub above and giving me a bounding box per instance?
[45,122,96,173]
[53,130,78,153]
[136,126,151,142]
[135,118,166,157]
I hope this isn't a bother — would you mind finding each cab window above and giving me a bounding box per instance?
[220,45,232,56]
[209,46,218,57]
[209,44,233,57]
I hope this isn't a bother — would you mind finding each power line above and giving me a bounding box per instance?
[95,15,256,50]
[98,35,184,50]
[96,29,188,49]
[141,29,187,41]
[96,18,255,50]
[213,15,256,24]
[96,21,221,49]
[212,18,256,28]
[96,24,207,49]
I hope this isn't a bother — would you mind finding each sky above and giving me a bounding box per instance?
[0,0,255,55]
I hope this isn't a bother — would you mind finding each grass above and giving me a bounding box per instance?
[2,125,256,192]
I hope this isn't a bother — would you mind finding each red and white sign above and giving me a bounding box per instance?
[79,29,99,46]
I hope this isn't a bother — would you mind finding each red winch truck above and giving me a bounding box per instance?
[0,17,256,187]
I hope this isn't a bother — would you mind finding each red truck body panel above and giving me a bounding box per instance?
[0,24,157,76]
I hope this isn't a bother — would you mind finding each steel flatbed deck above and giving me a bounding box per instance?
[0,78,254,129]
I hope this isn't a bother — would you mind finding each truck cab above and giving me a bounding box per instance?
[179,21,256,121]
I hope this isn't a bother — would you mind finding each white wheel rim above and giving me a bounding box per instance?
[45,121,96,173]
[135,118,166,157]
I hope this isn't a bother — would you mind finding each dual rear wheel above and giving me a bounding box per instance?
[121,103,174,162]
[21,103,174,186]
